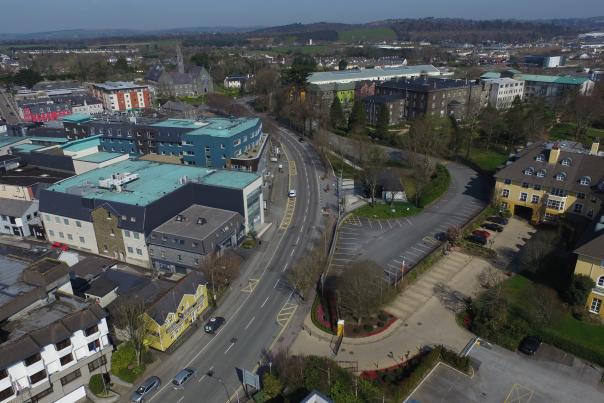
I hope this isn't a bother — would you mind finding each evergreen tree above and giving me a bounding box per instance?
[338,59,348,71]
[348,100,367,134]
[330,97,345,129]
[376,104,390,140]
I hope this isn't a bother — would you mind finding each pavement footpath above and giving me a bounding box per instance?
[290,218,535,371]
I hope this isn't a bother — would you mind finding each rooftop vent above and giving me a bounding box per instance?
[98,172,139,190]
[197,217,207,225]
[175,214,185,222]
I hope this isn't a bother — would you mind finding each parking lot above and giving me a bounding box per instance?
[407,341,604,403]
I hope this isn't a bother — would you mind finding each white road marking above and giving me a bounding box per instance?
[415,244,431,250]
[412,246,426,253]
[245,316,256,330]
[282,262,288,272]
[224,342,235,354]
[261,296,270,308]
[406,250,421,257]
[405,218,412,225]
[387,219,393,229]
[198,374,207,383]
[290,248,295,256]
[177,397,184,403]
[274,279,280,288]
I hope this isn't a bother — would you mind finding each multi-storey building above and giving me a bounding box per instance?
[62,116,268,172]
[307,65,443,85]
[375,77,487,120]
[0,259,112,403]
[573,214,604,317]
[18,101,72,123]
[308,82,356,112]
[363,95,406,126]
[91,82,152,112]
[39,159,264,268]
[494,141,604,224]
[481,77,525,110]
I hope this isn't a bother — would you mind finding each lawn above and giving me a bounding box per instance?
[549,123,604,144]
[338,27,397,43]
[353,201,420,219]
[326,152,359,179]
[110,342,148,383]
[466,147,509,173]
[418,164,451,208]
[269,45,333,56]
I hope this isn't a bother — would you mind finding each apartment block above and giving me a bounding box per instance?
[573,214,604,317]
[90,82,151,112]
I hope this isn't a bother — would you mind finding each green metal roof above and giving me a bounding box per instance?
[74,152,126,163]
[517,74,589,85]
[60,135,101,152]
[29,137,69,144]
[12,143,45,153]
[187,118,260,138]
[62,114,93,123]
[480,72,501,79]
[150,119,204,129]
[46,159,259,206]
[0,137,26,148]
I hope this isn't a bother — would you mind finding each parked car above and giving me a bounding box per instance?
[487,216,509,225]
[288,189,296,198]
[481,223,504,232]
[131,376,161,402]
[172,368,196,389]
[518,336,541,355]
[472,229,491,239]
[298,136,305,142]
[466,234,487,246]
[204,317,225,334]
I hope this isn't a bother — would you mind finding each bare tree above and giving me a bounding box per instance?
[114,299,148,365]
[362,146,385,206]
[198,250,243,297]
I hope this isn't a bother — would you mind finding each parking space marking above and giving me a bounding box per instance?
[412,246,427,253]
[415,243,432,250]
[504,383,534,403]
[406,250,421,257]
[405,217,413,225]
[386,219,393,229]
[261,296,270,308]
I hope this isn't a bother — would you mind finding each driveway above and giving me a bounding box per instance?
[407,341,604,403]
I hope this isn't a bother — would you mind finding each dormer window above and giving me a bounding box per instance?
[197,217,207,225]
[579,176,591,186]
[536,154,545,162]
[175,214,184,222]
[561,158,572,166]
[555,172,566,181]
[536,169,546,178]
[524,167,535,176]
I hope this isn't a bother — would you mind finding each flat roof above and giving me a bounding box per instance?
[150,119,207,129]
[187,117,260,138]
[308,65,441,84]
[0,166,72,186]
[11,143,45,153]
[61,113,94,123]
[46,159,260,206]
[75,151,126,163]
[29,136,69,144]
[92,81,148,91]
[0,137,27,148]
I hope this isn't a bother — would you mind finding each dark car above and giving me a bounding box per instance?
[204,317,225,334]
[481,222,504,232]
[472,229,491,239]
[131,376,160,402]
[298,136,305,142]
[518,336,541,355]
[487,216,509,225]
[466,234,487,246]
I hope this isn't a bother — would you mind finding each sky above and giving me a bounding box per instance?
[2,0,604,33]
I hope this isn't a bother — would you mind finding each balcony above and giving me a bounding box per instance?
[546,194,567,204]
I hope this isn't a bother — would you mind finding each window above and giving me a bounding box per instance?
[88,339,101,352]
[55,216,60,223]
[561,158,572,166]
[524,167,534,176]
[597,276,604,287]
[63,218,69,225]
[551,188,566,197]
[533,184,541,191]
[124,230,130,237]
[76,220,81,228]
[136,248,142,256]
[501,189,510,198]
[192,242,198,248]
[106,211,111,219]
[536,154,545,162]
[88,356,107,372]
[577,192,586,199]
[127,246,134,253]
[536,169,546,178]
[590,298,602,314]
[26,385,53,402]
[555,172,566,181]
[579,176,591,186]
[60,369,81,386]
[121,215,127,221]
[67,234,73,241]
[55,338,71,351]
[521,182,529,188]
[133,232,140,240]
[29,369,47,384]
[49,230,55,236]
[0,369,7,380]
[25,353,41,366]
[85,324,99,336]
[79,236,85,243]
[503,178,512,185]
[0,386,14,401]
[177,255,182,261]
[573,204,583,213]
[130,217,136,222]
[546,199,564,210]
[531,195,540,204]
[59,353,74,366]
[519,193,527,202]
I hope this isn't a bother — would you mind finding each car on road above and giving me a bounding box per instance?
[131,376,161,402]
[472,229,491,238]
[298,136,304,142]
[172,368,196,389]
[204,317,225,334]
[288,189,296,198]
[518,336,541,355]
[466,234,487,246]
[481,222,504,232]
[487,216,509,225]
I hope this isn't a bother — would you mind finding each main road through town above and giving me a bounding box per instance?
[0,88,20,124]
[124,123,325,403]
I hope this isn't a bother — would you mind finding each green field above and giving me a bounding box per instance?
[326,153,359,178]
[467,147,509,173]
[268,45,333,56]
[338,27,397,43]
[549,123,604,145]
[353,201,420,219]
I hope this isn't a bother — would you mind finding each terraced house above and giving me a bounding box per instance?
[573,214,604,317]
[38,159,264,268]
[494,141,604,224]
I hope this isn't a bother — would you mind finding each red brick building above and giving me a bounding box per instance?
[91,82,152,112]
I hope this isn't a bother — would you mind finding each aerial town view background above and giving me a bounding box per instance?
[0,1,604,402]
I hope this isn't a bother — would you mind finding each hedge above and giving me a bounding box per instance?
[397,347,440,398]
[538,328,604,368]
[311,294,336,335]
[89,374,105,396]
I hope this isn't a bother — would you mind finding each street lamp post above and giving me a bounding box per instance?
[206,371,240,403]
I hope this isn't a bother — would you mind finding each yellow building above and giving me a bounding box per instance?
[143,271,209,351]
[494,141,604,224]
[574,215,604,317]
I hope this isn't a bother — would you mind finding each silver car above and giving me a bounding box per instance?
[172,368,196,389]
[131,376,161,402]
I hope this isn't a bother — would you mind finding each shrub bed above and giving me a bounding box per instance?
[110,342,146,383]
[418,164,451,208]
[89,374,106,396]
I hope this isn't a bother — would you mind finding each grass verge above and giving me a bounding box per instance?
[353,201,420,219]
[418,164,451,208]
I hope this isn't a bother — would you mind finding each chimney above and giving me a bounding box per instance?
[548,143,561,164]
[590,138,600,155]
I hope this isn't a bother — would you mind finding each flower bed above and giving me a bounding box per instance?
[344,312,397,338]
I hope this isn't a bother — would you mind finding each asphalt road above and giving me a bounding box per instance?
[123,121,325,403]
[0,88,20,124]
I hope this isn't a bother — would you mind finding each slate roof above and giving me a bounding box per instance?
[0,199,35,217]
[145,64,165,82]
[575,214,604,260]
[85,275,118,298]
[151,205,242,241]
[147,271,207,325]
